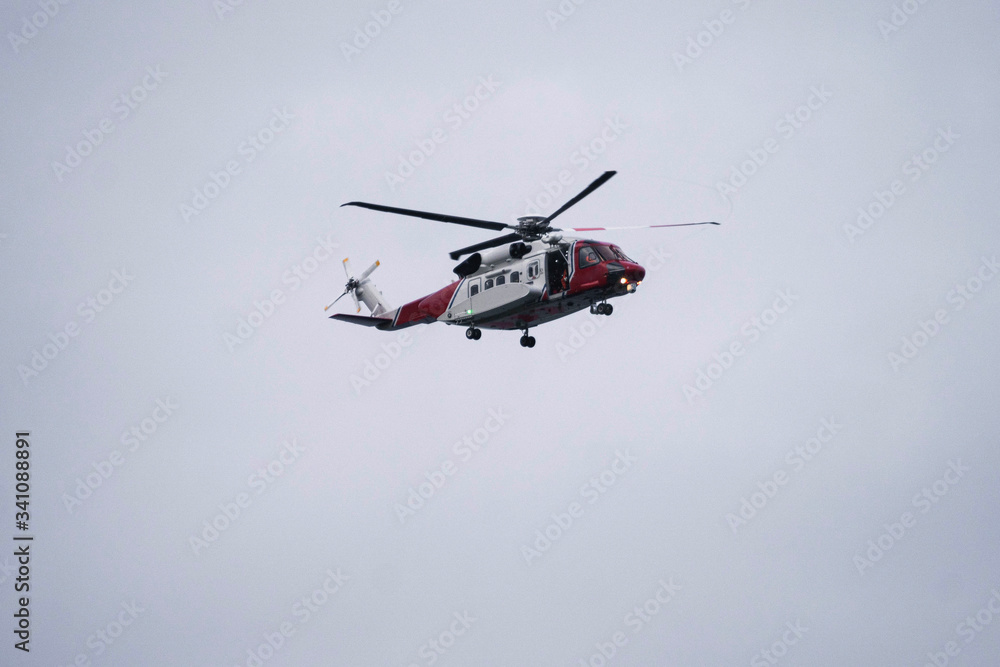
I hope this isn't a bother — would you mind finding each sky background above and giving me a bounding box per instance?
[2,1,999,665]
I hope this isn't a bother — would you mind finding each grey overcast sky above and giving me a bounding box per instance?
[2,0,999,665]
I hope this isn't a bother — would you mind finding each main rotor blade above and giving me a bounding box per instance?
[449,233,522,260]
[567,221,720,231]
[543,170,616,225]
[342,201,510,232]
[359,259,380,281]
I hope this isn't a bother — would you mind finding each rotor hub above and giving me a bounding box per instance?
[514,216,552,239]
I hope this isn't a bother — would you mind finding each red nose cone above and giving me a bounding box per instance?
[631,264,646,282]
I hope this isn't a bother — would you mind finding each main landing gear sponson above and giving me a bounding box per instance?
[465,327,482,340]
[590,302,613,315]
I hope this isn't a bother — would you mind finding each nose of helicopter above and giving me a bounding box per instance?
[610,261,645,293]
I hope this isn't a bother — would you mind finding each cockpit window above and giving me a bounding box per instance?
[578,246,600,268]
[595,245,616,261]
[611,245,634,262]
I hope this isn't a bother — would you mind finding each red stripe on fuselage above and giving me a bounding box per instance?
[393,281,462,326]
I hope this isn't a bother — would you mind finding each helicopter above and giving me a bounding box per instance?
[328,171,717,347]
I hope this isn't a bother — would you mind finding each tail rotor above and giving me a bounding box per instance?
[325,257,386,315]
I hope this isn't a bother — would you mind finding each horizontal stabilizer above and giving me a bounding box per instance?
[329,313,392,329]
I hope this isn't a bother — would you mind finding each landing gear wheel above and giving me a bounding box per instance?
[466,327,481,340]
[603,303,613,315]
[526,336,535,348]
[519,334,536,348]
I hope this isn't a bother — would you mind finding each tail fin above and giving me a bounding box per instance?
[356,274,390,316]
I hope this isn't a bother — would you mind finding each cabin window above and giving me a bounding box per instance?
[527,261,539,279]
[578,246,600,267]
[510,271,520,282]
[496,275,505,286]
[470,282,480,296]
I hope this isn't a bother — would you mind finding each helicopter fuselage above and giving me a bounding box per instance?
[347,237,645,333]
